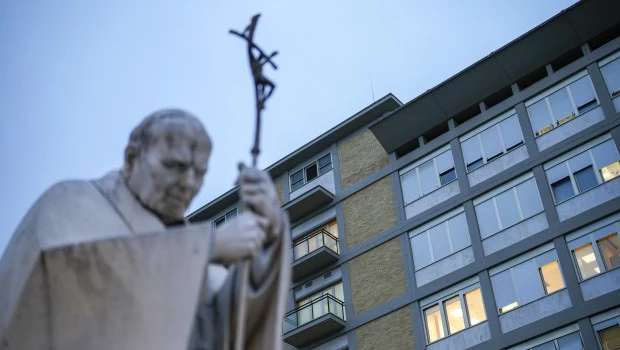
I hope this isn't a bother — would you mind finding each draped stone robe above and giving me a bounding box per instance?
[0,170,290,350]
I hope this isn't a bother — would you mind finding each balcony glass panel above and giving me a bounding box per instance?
[283,294,346,333]
[293,229,339,261]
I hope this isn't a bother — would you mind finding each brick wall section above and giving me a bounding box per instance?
[338,129,389,189]
[273,176,285,205]
[348,238,407,315]
[356,307,415,350]
[343,176,396,248]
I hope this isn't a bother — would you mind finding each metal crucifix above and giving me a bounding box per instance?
[230,14,278,167]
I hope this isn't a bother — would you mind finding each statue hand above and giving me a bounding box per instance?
[211,212,268,264]
[238,164,283,243]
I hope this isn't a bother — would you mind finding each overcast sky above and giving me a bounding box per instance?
[0,0,578,256]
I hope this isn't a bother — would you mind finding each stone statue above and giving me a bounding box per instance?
[0,109,290,350]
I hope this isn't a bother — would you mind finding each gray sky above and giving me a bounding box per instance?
[0,0,578,256]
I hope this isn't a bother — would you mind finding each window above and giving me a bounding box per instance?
[409,211,470,269]
[545,138,620,203]
[526,73,599,137]
[461,113,524,172]
[491,248,565,314]
[400,148,456,205]
[568,218,620,281]
[510,328,583,350]
[293,220,339,260]
[593,311,620,350]
[600,53,620,112]
[474,176,543,238]
[598,325,620,350]
[422,284,487,344]
[296,282,345,325]
[290,153,333,192]
[213,208,238,228]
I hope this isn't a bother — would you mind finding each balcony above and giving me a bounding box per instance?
[292,229,339,281]
[283,294,346,348]
[283,185,334,223]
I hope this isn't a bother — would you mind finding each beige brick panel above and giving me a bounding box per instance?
[273,176,285,205]
[338,129,389,189]
[356,307,415,350]
[348,238,407,315]
[343,176,396,248]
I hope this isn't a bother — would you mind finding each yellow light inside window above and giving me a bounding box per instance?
[601,161,620,182]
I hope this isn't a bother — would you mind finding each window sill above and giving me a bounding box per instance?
[533,105,600,139]
[554,175,620,205]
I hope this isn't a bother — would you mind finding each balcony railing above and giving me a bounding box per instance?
[283,294,346,334]
[293,229,339,261]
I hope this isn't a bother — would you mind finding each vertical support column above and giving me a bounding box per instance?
[347,331,358,350]
[610,126,620,150]
[331,143,343,194]
[282,171,291,203]
[553,236,585,306]
[578,317,600,350]
[450,138,470,193]
[390,171,406,225]
[546,64,554,76]
[478,270,503,340]
[411,301,428,350]
[400,233,417,299]
[340,262,356,322]
[335,202,349,255]
[479,101,487,113]
[532,165,559,226]
[463,201,484,263]
[587,63,617,120]
[515,102,540,158]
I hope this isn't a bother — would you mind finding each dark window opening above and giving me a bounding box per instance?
[574,166,598,193]
[453,104,481,127]
[214,217,225,228]
[439,168,457,185]
[395,138,421,158]
[517,66,548,91]
[588,23,620,51]
[577,99,598,115]
[305,164,318,182]
[551,177,575,203]
[423,122,450,145]
[484,86,513,110]
[467,158,484,172]
[550,47,584,72]
[506,140,524,152]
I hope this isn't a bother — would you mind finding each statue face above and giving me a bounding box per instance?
[126,120,211,224]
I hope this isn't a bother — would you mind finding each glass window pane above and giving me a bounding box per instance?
[532,340,556,350]
[448,213,471,252]
[318,153,331,167]
[574,166,598,193]
[435,151,455,174]
[540,261,565,294]
[546,163,570,184]
[598,325,620,350]
[440,168,457,186]
[557,331,583,350]
[592,140,620,173]
[516,178,543,218]
[429,223,452,261]
[214,216,225,228]
[425,305,445,343]
[527,99,553,136]
[401,170,421,204]
[226,208,237,220]
[411,233,432,269]
[481,126,504,161]
[475,199,500,238]
[548,88,574,122]
[568,151,593,172]
[570,76,598,113]
[491,270,518,314]
[334,282,344,301]
[294,239,309,260]
[598,234,620,271]
[551,177,575,203]
[513,260,545,304]
[291,170,304,191]
[419,160,438,195]
[574,244,602,280]
[601,161,620,182]
[462,137,483,171]
[499,115,524,151]
[496,189,521,228]
[601,58,620,97]
[465,288,486,326]
[327,220,338,238]
[444,296,466,334]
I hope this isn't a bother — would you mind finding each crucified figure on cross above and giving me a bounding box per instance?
[230,14,278,166]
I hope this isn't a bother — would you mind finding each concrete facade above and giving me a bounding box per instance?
[189,3,620,349]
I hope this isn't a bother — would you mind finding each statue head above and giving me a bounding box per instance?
[123,109,212,224]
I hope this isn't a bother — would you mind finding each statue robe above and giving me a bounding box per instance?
[0,170,290,350]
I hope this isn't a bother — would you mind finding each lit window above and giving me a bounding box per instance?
[474,177,543,238]
[460,114,524,172]
[545,138,620,204]
[409,211,471,270]
[400,149,456,205]
[422,285,486,344]
[573,244,601,279]
[491,249,565,314]
[598,325,620,350]
[526,73,599,137]
[289,153,332,192]
[598,234,620,271]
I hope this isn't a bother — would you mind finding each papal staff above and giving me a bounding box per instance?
[229,14,278,350]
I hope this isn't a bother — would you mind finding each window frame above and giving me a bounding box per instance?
[598,50,620,100]
[507,324,583,350]
[544,136,620,204]
[567,218,620,281]
[421,281,487,344]
[490,245,566,315]
[289,153,333,192]
[212,207,238,228]
[459,111,525,173]
[399,145,457,205]
[525,70,600,137]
